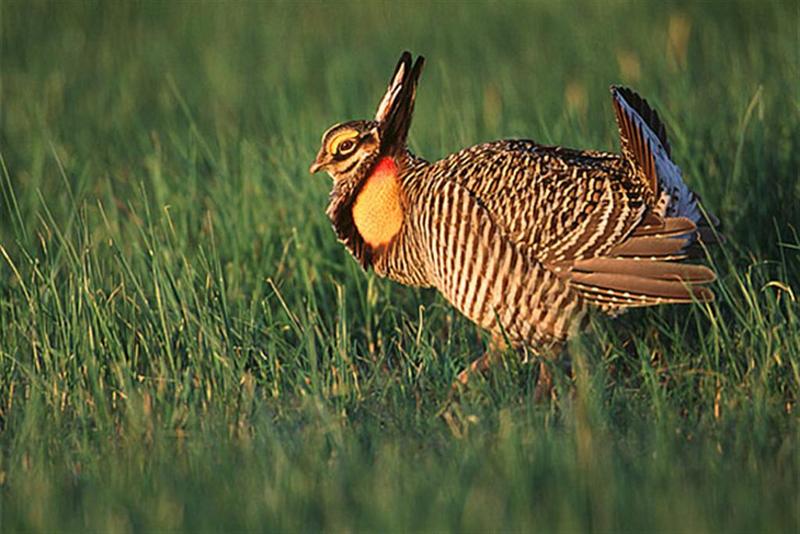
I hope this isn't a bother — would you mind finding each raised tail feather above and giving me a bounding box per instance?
[611,85,721,243]
[558,88,722,312]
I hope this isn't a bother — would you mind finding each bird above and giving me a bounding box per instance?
[309,51,720,395]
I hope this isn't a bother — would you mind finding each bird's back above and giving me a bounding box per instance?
[420,140,648,262]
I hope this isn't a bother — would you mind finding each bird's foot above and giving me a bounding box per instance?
[533,360,556,403]
[452,351,499,391]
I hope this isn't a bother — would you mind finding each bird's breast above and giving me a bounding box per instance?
[352,157,404,248]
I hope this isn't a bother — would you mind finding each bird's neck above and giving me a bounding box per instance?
[352,156,404,249]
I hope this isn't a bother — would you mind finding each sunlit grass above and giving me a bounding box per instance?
[0,0,797,531]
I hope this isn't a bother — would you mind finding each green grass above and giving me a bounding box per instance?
[1,0,798,531]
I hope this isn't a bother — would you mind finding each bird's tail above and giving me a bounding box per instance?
[560,87,722,313]
[611,85,721,244]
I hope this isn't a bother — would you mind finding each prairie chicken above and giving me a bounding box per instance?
[310,51,720,391]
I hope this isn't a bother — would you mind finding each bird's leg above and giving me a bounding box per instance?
[454,334,507,388]
[533,360,554,403]
[533,342,567,403]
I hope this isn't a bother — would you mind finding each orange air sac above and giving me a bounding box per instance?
[352,157,404,248]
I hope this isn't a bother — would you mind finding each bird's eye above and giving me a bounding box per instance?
[337,139,356,155]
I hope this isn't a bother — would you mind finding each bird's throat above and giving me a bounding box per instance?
[352,157,403,248]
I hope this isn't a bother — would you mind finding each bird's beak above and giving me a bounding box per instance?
[309,153,328,174]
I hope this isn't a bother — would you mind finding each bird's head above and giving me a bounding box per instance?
[308,119,381,182]
[309,51,425,185]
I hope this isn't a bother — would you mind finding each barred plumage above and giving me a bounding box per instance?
[310,52,720,389]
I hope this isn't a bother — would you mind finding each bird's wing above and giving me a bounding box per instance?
[437,142,647,263]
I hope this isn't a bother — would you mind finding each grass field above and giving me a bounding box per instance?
[1,0,798,531]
